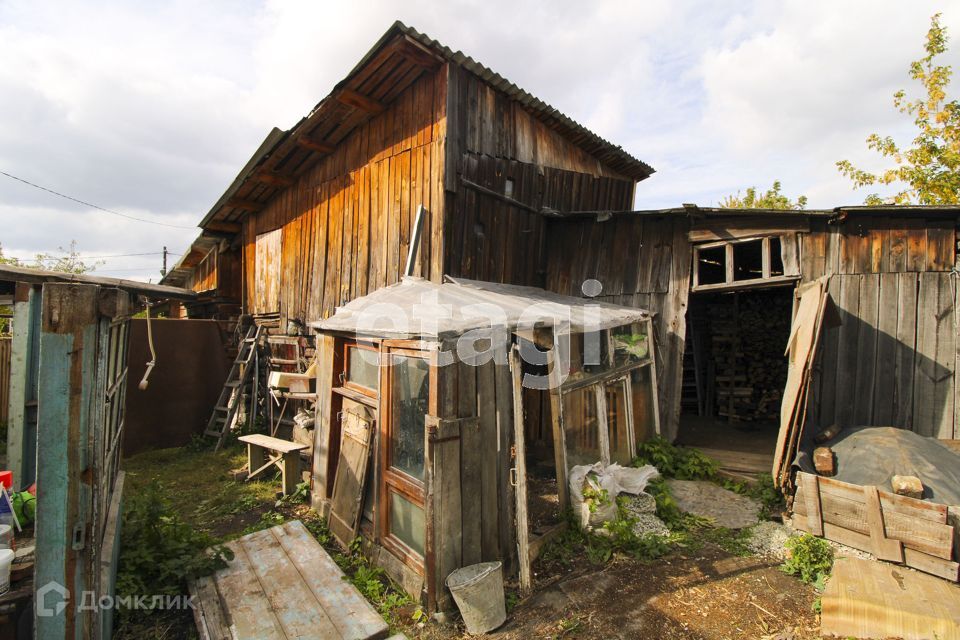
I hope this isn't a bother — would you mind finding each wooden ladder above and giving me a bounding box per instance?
[205,323,263,451]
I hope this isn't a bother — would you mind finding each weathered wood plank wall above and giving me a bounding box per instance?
[449,357,517,586]
[803,217,958,439]
[544,216,692,440]
[187,249,218,293]
[242,67,448,325]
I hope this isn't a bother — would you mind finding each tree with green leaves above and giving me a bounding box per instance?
[837,14,960,205]
[0,240,101,274]
[0,241,100,333]
[719,180,808,210]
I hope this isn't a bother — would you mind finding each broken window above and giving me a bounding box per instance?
[693,235,799,291]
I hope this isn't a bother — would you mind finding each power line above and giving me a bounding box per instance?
[34,251,165,260]
[0,170,197,230]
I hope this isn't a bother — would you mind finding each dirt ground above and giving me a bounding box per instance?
[120,445,820,640]
[494,547,818,640]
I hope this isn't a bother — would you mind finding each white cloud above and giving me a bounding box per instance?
[0,0,956,279]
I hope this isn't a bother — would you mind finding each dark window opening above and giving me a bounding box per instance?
[733,240,764,281]
[769,237,785,277]
[697,246,726,285]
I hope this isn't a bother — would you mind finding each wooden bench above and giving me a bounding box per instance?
[238,434,308,496]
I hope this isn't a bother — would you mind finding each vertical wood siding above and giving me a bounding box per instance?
[803,217,958,439]
[544,216,692,441]
[242,67,448,325]
[451,66,633,179]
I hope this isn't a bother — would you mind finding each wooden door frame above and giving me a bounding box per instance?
[378,345,432,574]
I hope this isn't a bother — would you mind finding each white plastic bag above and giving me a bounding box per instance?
[568,462,660,530]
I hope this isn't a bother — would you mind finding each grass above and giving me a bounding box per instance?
[123,443,279,539]
[119,441,423,638]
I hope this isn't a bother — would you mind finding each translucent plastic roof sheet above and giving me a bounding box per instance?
[312,276,650,339]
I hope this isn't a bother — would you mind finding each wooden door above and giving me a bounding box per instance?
[254,228,282,314]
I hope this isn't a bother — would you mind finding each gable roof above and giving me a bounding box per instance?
[199,21,653,230]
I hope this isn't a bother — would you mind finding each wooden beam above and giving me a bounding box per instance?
[336,88,385,114]
[224,198,264,212]
[295,136,335,154]
[251,171,294,188]
[203,220,242,234]
[396,36,444,68]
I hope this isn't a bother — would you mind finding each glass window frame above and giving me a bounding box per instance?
[379,347,431,572]
[343,341,379,397]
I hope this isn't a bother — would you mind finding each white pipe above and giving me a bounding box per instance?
[138,299,156,390]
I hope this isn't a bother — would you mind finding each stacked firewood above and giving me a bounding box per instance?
[709,293,791,423]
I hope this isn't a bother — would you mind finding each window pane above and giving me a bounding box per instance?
[630,367,657,445]
[612,324,650,367]
[606,382,632,465]
[390,355,429,480]
[769,237,785,276]
[347,346,379,391]
[562,387,601,467]
[697,246,726,285]
[389,491,425,556]
[733,240,764,281]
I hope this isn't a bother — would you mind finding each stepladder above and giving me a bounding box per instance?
[204,323,263,450]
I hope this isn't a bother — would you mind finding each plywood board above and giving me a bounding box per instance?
[773,279,827,486]
[821,556,960,640]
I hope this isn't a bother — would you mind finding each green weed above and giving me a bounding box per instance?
[115,481,233,620]
[781,534,834,584]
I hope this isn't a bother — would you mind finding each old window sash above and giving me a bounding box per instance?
[378,345,431,574]
[548,322,658,505]
[692,234,800,292]
[341,340,379,398]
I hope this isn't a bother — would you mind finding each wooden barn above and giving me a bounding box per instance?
[163,21,960,601]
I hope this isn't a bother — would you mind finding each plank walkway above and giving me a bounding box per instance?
[190,520,395,640]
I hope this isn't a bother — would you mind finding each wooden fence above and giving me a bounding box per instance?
[0,337,10,425]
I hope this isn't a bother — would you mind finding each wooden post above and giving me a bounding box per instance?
[6,282,40,489]
[510,347,532,592]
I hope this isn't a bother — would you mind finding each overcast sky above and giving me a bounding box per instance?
[0,0,956,281]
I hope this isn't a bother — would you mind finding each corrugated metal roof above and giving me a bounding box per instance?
[0,265,197,300]
[312,276,649,339]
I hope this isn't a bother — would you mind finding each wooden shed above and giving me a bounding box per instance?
[309,276,658,609]
[537,205,960,476]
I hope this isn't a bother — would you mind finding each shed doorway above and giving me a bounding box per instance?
[677,285,794,477]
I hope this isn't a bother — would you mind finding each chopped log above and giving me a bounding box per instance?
[814,447,836,476]
[892,475,924,499]
[814,423,843,444]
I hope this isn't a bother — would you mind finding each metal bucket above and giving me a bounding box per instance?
[445,561,506,634]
